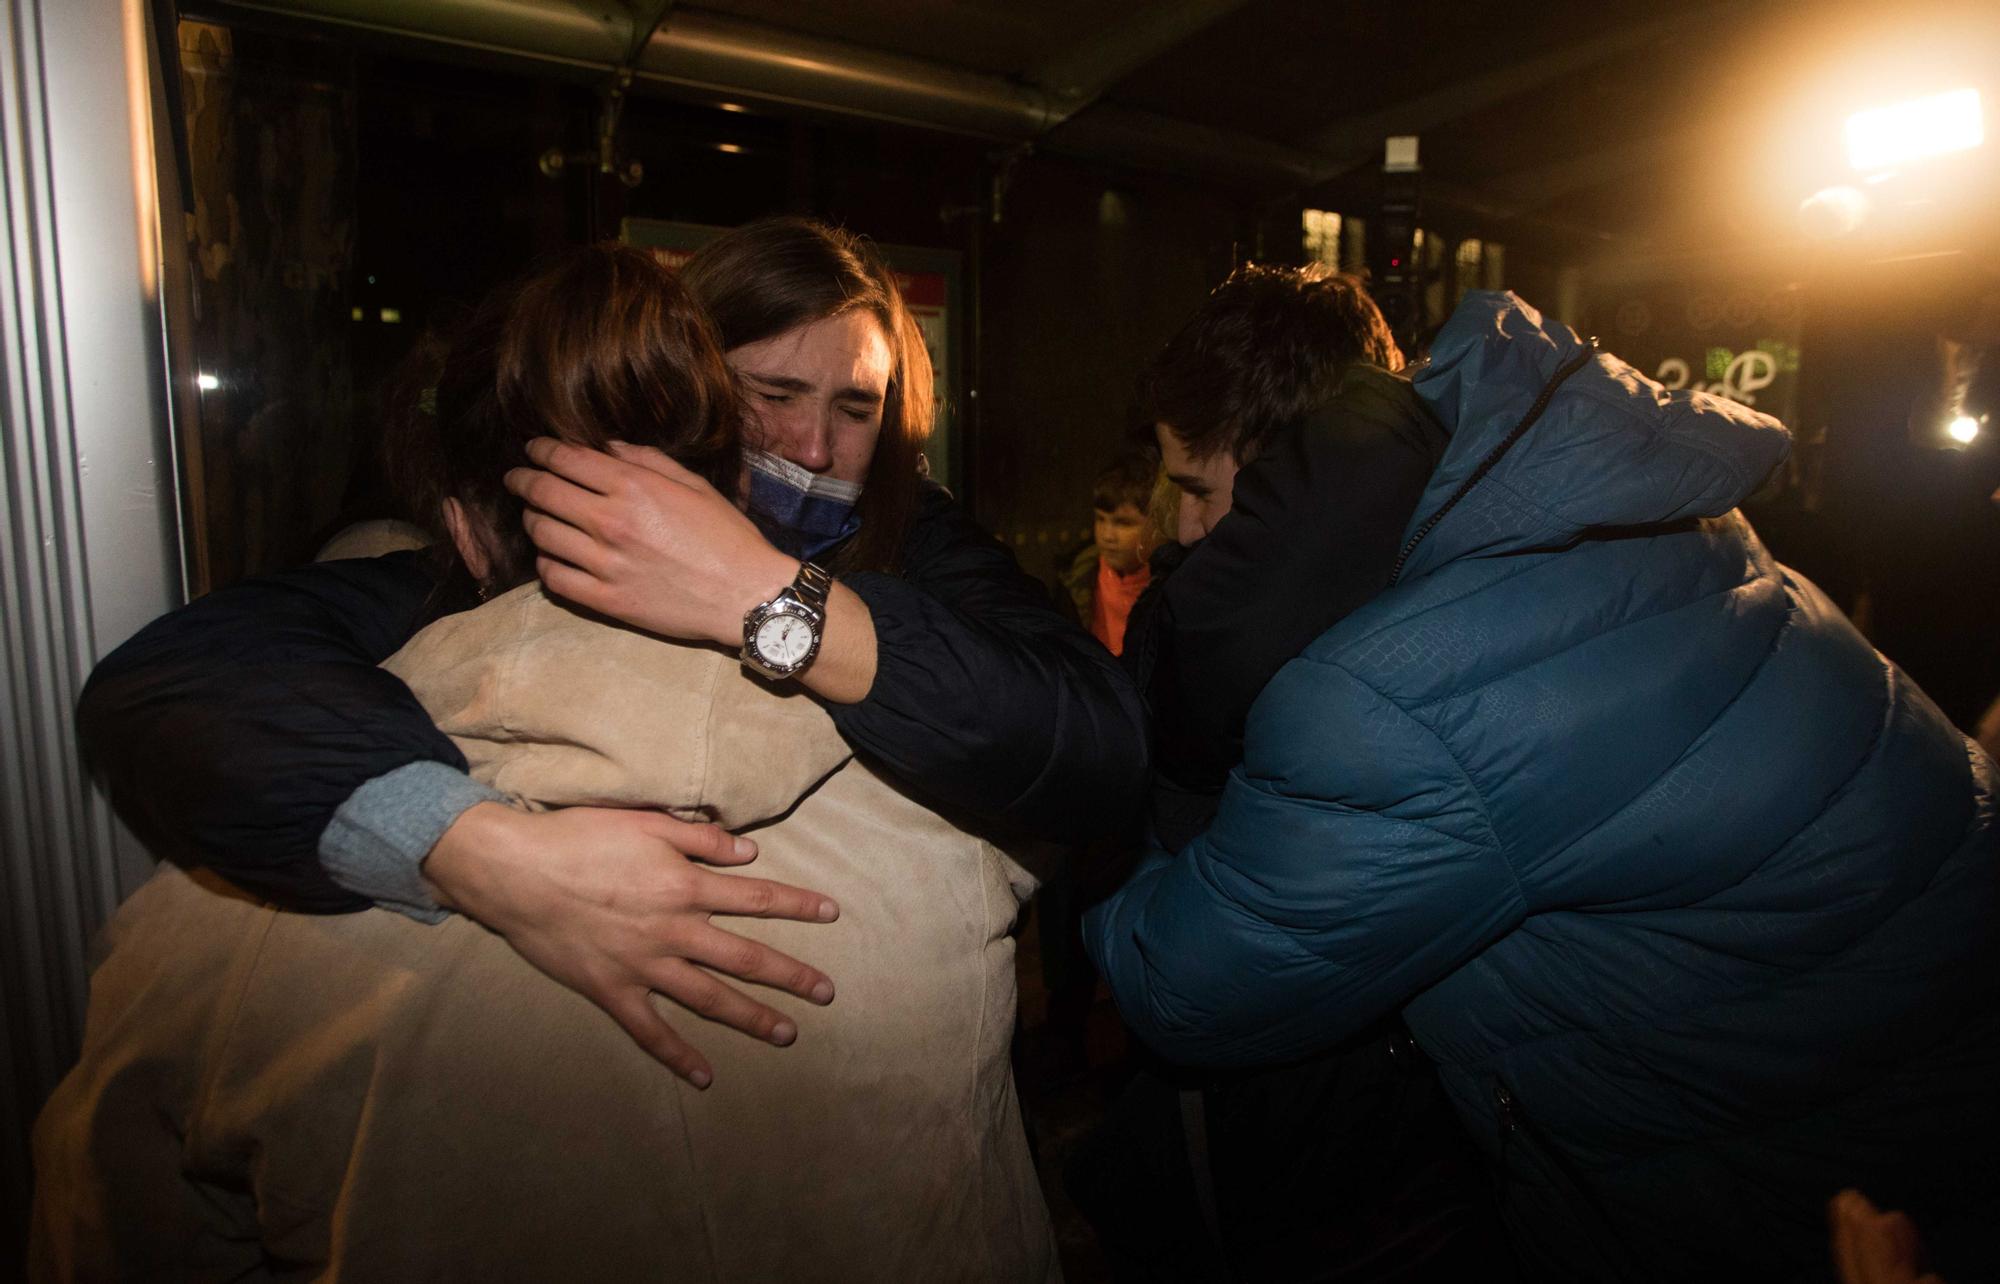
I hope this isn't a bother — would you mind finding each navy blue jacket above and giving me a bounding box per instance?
[1088,294,2000,1281]
[80,481,1147,910]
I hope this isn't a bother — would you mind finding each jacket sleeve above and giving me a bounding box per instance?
[834,483,1149,842]
[1084,654,1526,1067]
[75,552,462,911]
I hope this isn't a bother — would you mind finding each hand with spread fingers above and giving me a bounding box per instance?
[421,801,840,1088]
[505,436,795,649]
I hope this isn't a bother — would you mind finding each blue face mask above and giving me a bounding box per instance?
[743,450,863,561]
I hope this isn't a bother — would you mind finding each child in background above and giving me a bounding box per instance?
[1062,453,1159,655]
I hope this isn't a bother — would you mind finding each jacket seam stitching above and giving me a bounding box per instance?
[1563,377,1769,497]
[1451,707,1970,1077]
[1477,576,1796,886]
[1478,829,1987,1173]
[1400,558,1756,716]
[1309,553,1551,665]
[1317,658,1523,911]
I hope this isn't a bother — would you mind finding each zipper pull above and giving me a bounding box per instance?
[1494,1081,1520,1196]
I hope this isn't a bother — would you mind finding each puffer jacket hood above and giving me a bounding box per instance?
[1087,291,2000,1283]
[1398,292,1790,581]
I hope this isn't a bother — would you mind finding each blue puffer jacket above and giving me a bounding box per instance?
[1087,293,2000,1282]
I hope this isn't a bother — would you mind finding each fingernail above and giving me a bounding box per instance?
[811,980,834,1005]
[817,899,838,922]
[733,837,755,858]
[689,1068,712,1090]
[770,1021,797,1046]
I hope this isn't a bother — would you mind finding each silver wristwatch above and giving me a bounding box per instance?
[741,561,831,680]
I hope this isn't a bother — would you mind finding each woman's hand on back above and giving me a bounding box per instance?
[505,437,795,647]
[420,801,839,1088]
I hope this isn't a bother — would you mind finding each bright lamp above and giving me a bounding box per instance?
[1845,88,1984,172]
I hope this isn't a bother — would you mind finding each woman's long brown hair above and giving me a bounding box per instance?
[679,217,933,575]
[386,243,741,602]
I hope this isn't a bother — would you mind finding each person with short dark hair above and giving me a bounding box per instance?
[1132,262,1438,844]
[1089,277,2000,1281]
[1136,261,1403,473]
[1059,452,1160,656]
[1069,263,1503,1281]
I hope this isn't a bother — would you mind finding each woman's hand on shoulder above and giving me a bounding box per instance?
[505,437,795,646]
[420,801,839,1088]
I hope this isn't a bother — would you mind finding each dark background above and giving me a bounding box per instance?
[170,0,2000,725]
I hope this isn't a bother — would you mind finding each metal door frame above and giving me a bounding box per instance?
[1,0,189,1246]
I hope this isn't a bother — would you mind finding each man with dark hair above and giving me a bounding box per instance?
[1069,263,1500,1281]
[1088,268,2000,1282]
[1138,262,1404,471]
[1132,262,1443,842]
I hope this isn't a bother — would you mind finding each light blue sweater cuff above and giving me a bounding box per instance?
[318,761,508,923]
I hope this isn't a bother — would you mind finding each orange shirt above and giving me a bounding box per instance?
[1090,557,1151,656]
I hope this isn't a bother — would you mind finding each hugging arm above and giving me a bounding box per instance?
[1084,659,1525,1068]
[504,442,1150,844]
[77,551,460,912]
[75,549,838,1086]
[79,481,1145,1078]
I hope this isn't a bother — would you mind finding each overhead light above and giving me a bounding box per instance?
[716,101,748,113]
[714,142,746,155]
[1948,414,1980,444]
[1845,88,1984,172]
[195,373,219,391]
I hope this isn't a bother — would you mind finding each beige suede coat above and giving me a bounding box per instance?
[32,584,1057,1282]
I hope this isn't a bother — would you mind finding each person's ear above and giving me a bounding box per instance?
[441,497,493,585]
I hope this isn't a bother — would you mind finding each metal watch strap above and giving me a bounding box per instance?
[791,560,832,610]
[740,561,831,681]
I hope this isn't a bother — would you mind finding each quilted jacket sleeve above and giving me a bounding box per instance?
[1085,653,1527,1067]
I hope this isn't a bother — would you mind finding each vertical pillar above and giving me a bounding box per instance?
[0,0,186,1251]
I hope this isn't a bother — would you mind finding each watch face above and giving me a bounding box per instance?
[755,613,815,668]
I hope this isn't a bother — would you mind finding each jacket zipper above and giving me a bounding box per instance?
[1494,1079,1644,1283]
[1388,337,1600,586]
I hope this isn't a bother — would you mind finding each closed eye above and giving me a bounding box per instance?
[741,371,811,404]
